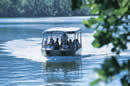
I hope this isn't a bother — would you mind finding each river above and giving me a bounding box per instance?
[0,17,129,86]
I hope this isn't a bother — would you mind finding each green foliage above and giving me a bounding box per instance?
[0,0,10,16]
[80,0,129,54]
[92,30,112,48]
[0,0,89,17]
[71,0,82,10]
[72,0,129,86]
[90,56,129,86]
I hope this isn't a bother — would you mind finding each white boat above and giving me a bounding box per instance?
[41,27,82,56]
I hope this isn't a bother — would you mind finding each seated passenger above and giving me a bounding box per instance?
[44,40,48,47]
[61,32,68,45]
[73,39,77,49]
[68,39,73,49]
[54,38,60,49]
[73,39,80,49]
[49,38,54,49]
[76,39,81,49]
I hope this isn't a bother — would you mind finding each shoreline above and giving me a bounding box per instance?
[0,15,98,19]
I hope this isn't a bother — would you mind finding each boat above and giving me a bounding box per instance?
[41,27,82,56]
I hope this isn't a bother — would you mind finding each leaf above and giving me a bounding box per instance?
[83,17,99,28]
[121,75,128,86]
[90,78,101,86]
[121,0,128,7]
[91,8,98,14]
[92,40,101,48]
[120,6,128,14]
[88,18,98,24]
[111,48,116,52]
[83,20,92,28]
[107,16,116,24]
[113,6,128,15]
[90,4,99,14]
[96,69,107,81]
[95,23,100,29]
[111,56,121,73]
[97,15,104,22]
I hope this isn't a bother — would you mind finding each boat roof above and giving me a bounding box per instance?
[43,27,80,34]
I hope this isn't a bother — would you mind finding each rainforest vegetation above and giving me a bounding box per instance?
[0,0,90,17]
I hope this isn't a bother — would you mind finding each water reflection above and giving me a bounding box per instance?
[43,57,82,84]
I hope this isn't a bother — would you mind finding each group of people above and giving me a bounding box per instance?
[44,33,81,50]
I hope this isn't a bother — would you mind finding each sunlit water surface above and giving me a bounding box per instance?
[0,17,129,86]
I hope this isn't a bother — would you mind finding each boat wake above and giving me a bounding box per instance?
[2,33,115,62]
[3,38,47,62]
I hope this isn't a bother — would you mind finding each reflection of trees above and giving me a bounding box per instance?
[43,58,82,83]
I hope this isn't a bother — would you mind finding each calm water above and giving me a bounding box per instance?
[0,17,129,86]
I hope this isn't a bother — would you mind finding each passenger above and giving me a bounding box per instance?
[73,39,80,49]
[73,39,76,49]
[49,38,54,49]
[67,39,69,46]
[61,32,68,45]
[68,39,73,49]
[54,38,60,49]
[44,40,48,47]
[76,39,81,49]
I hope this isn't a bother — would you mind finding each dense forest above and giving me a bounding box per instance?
[0,0,90,17]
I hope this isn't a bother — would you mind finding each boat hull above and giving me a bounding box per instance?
[42,48,81,56]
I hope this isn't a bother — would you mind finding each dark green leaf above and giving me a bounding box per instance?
[90,79,101,86]
[88,18,98,24]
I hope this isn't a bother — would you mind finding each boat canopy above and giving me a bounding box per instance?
[43,27,81,34]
